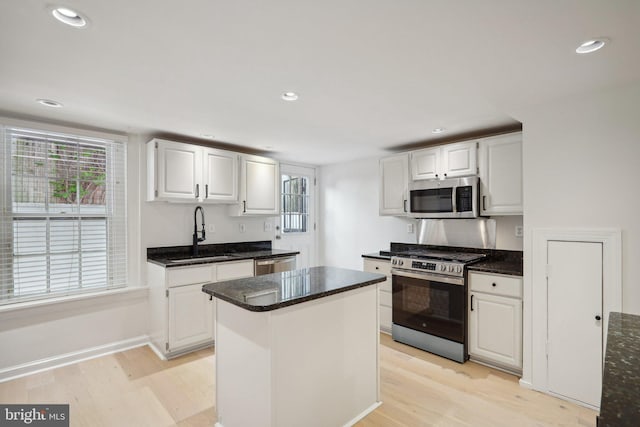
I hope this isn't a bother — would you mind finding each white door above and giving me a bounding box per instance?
[441,141,477,178]
[547,240,603,407]
[157,140,201,200]
[274,164,316,269]
[243,155,279,214]
[168,283,214,351]
[379,154,408,216]
[202,147,238,202]
[410,147,440,180]
[478,133,523,215]
[469,292,522,369]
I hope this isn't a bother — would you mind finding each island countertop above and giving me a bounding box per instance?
[598,312,640,426]
[202,266,386,312]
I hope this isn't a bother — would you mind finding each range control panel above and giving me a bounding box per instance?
[391,256,464,277]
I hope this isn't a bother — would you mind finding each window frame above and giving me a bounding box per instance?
[0,121,128,305]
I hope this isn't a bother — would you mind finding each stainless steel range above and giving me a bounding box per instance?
[390,249,485,363]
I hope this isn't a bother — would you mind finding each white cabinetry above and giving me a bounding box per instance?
[478,132,522,215]
[148,259,254,359]
[229,154,280,216]
[410,141,477,181]
[147,138,238,203]
[363,258,392,333]
[468,271,523,373]
[379,154,409,216]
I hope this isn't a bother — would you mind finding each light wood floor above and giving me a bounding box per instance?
[0,334,596,426]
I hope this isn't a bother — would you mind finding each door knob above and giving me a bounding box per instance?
[595,315,601,321]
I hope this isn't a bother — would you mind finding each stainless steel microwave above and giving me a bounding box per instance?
[408,176,479,218]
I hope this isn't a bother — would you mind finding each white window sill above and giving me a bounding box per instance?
[0,286,149,315]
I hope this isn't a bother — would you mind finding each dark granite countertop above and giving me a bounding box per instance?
[361,244,523,276]
[146,241,299,267]
[598,312,640,426]
[202,266,386,312]
[467,259,523,276]
[362,252,391,261]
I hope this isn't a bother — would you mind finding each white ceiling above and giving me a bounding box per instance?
[1,0,638,164]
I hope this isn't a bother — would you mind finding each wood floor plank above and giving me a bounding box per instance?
[0,335,596,426]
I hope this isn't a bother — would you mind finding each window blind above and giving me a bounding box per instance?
[0,126,127,304]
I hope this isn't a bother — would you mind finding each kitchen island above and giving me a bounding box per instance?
[202,266,386,427]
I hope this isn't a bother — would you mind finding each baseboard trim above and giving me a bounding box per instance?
[344,401,382,427]
[0,335,149,383]
[519,378,533,389]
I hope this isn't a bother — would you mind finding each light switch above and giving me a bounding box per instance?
[407,223,414,233]
[208,224,216,233]
[239,223,246,233]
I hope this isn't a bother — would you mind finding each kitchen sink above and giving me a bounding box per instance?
[168,255,234,263]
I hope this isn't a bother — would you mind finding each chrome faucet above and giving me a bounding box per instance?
[193,206,206,256]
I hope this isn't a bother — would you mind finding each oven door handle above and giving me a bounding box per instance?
[391,268,464,286]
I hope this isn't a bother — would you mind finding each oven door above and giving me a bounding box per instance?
[391,269,465,343]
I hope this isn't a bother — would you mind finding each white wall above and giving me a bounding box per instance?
[318,156,523,270]
[0,120,150,378]
[318,157,415,270]
[520,81,640,386]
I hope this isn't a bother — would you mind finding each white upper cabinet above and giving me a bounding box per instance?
[147,138,238,203]
[441,141,477,178]
[150,139,201,201]
[410,141,477,180]
[410,147,440,180]
[379,154,409,216]
[478,132,523,215]
[229,154,280,216]
[202,147,238,202]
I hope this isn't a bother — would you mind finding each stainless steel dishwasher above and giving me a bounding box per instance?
[254,256,297,276]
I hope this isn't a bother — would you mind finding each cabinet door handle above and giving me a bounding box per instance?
[205,184,209,199]
[470,294,474,311]
[403,199,407,212]
[444,173,447,177]
[492,282,497,287]
[595,315,601,321]
[243,200,246,213]
[195,184,200,199]
[482,195,486,210]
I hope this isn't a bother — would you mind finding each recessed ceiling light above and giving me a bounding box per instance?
[575,38,607,54]
[432,127,446,134]
[281,92,299,101]
[51,6,88,28]
[36,99,63,108]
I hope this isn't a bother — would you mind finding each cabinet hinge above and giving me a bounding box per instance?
[165,342,169,351]
[314,223,316,231]
[314,177,317,186]
[155,141,158,149]
[545,264,551,279]
[476,166,479,174]
[155,190,158,197]
[166,289,169,298]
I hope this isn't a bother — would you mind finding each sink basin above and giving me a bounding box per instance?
[168,255,233,263]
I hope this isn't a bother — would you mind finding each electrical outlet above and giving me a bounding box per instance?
[239,223,246,233]
[264,221,272,232]
[515,225,523,237]
[407,223,414,233]
[208,224,215,233]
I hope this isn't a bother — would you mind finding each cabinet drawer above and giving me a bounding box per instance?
[363,259,391,276]
[380,289,392,307]
[469,272,522,298]
[217,260,254,281]
[167,265,215,287]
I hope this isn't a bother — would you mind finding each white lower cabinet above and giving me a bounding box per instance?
[468,271,523,374]
[363,258,392,333]
[148,259,254,359]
